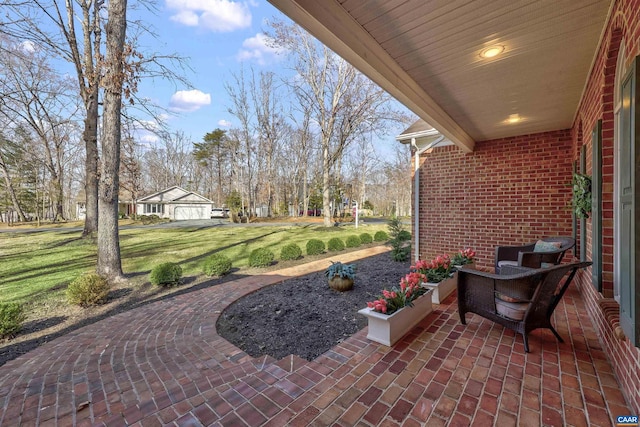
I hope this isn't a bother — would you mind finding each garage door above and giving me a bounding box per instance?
[174,206,209,220]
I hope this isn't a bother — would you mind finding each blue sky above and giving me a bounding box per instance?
[130,0,286,144]
[131,0,411,152]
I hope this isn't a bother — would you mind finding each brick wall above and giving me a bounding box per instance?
[570,0,640,414]
[414,130,574,268]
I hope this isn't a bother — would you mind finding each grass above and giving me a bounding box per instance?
[0,222,390,307]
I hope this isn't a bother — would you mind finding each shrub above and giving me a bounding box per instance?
[398,230,412,241]
[203,254,232,277]
[280,243,303,261]
[388,218,410,262]
[391,246,411,262]
[374,230,389,241]
[306,239,325,255]
[345,235,361,248]
[249,248,275,267]
[359,232,373,244]
[327,237,345,252]
[150,262,183,286]
[0,303,26,338]
[67,274,110,306]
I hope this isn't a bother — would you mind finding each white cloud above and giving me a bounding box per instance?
[20,40,36,53]
[169,89,211,112]
[236,33,283,65]
[218,119,232,127]
[140,133,160,144]
[166,0,251,32]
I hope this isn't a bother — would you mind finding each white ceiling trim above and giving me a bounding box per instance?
[268,0,475,153]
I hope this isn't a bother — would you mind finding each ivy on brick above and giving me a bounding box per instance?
[572,173,592,219]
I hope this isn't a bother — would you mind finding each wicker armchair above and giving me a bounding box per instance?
[494,236,575,274]
[457,261,591,352]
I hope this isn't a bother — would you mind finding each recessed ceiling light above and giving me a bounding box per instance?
[506,114,521,124]
[480,45,505,59]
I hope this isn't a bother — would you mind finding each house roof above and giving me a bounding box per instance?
[267,0,613,152]
[138,186,213,204]
[395,118,454,150]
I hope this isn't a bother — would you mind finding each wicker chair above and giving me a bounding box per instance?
[494,236,575,274]
[457,261,591,352]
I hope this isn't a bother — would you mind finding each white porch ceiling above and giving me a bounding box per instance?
[267,0,613,152]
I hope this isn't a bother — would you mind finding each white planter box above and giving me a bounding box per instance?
[357,290,433,346]
[423,275,457,304]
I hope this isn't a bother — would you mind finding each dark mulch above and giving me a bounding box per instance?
[216,252,411,361]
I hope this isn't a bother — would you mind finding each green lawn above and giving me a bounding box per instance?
[0,223,390,306]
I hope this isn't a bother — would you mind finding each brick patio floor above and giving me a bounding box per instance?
[0,246,632,426]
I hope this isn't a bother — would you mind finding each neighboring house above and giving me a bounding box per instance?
[137,186,213,221]
[269,0,640,413]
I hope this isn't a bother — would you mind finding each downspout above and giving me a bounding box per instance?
[411,136,445,261]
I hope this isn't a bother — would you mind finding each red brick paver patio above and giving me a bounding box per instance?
[0,246,632,426]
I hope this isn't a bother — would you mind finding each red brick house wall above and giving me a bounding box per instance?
[413,0,640,411]
[414,130,574,268]
[571,0,640,413]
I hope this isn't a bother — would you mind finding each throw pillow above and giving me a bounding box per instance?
[495,298,529,321]
[495,292,525,303]
[534,240,562,252]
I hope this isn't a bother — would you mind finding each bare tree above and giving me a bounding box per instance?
[96,0,126,280]
[345,136,381,207]
[0,132,28,222]
[251,71,284,217]
[0,36,81,221]
[120,127,143,219]
[2,0,106,234]
[1,0,189,236]
[268,20,396,226]
[225,68,256,216]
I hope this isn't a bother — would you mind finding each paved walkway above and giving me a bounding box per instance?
[0,246,631,426]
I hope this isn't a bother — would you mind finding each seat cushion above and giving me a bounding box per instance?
[534,240,562,252]
[495,298,529,321]
[495,292,525,303]
[497,260,518,268]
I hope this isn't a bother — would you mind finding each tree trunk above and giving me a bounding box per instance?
[97,0,126,281]
[323,143,332,227]
[53,177,65,221]
[82,95,99,236]
[0,157,27,222]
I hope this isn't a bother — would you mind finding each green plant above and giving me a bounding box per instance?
[306,239,326,255]
[327,237,345,251]
[359,233,373,244]
[150,262,183,286]
[0,303,26,338]
[398,230,411,241]
[324,261,356,280]
[366,271,427,315]
[345,235,361,248]
[391,246,411,262]
[280,243,303,261]
[67,274,110,306]
[572,173,592,219]
[249,248,275,267]
[374,230,389,242]
[140,214,163,225]
[413,255,453,283]
[451,248,476,266]
[203,254,233,277]
[388,218,410,261]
